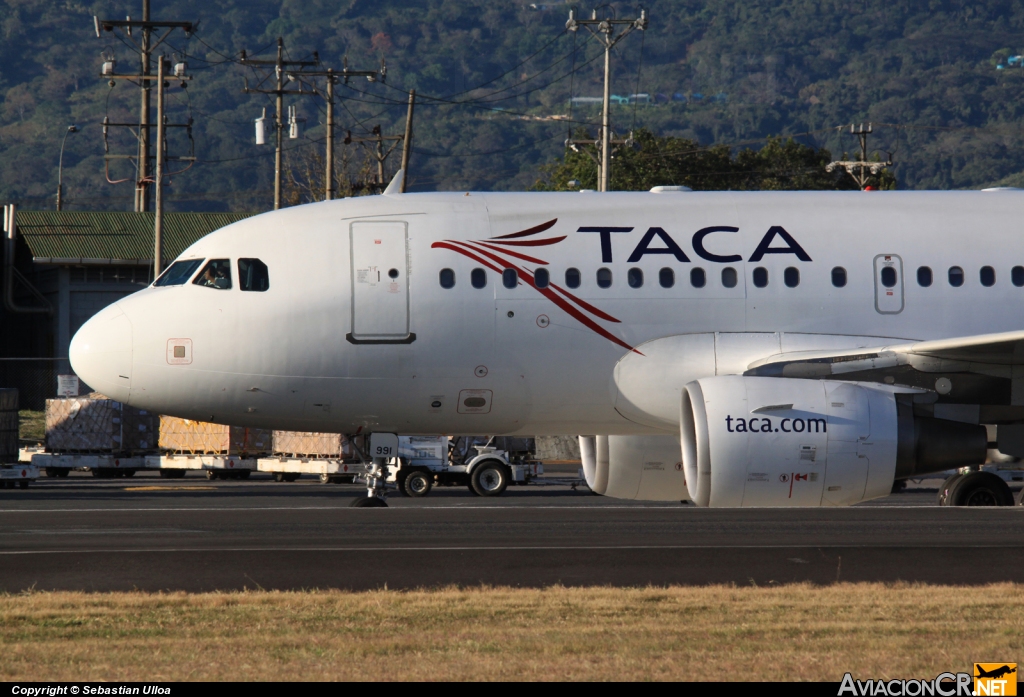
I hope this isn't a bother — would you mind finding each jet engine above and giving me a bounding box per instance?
[679,376,986,507]
[579,434,688,501]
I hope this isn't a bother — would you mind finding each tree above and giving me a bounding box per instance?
[534,128,896,192]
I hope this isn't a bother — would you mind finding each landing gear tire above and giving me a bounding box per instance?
[946,471,1014,506]
[937,474,963,506]
[349,496,388,508]
[403,470,432,497]
[471,461,509,497]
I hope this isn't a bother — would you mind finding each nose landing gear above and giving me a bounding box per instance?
[350,456,390,507]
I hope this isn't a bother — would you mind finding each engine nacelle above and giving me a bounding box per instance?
[580,435,688,501]
[680,376,986,507]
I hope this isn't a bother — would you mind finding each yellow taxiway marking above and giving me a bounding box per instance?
[123,486,216,492]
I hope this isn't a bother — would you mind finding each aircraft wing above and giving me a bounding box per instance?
[744,330,1024,406]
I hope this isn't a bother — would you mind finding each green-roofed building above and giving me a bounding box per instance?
[2,211,252,408]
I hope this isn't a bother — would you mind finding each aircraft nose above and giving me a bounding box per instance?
[69,303,133,402]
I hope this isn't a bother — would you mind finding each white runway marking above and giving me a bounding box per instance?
[0,543,1019,555]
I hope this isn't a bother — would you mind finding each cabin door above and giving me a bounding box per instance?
[349,221,412,343]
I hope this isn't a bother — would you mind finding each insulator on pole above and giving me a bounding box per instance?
[288,105,304,140]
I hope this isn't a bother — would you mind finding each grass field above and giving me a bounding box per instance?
[1,584,1021,681]
[18,409,43,442]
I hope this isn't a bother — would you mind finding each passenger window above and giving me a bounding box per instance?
[659,268,675,288]
[503,268,518,289]
[627,268,643,288]
[880,267,897,288]
[596,268,612,289]
[690,267,706,288]
[752,267,768,288]
[784,267,799,288]
[534,268,550,289]
[1013,266,1024,287]
[980,266,995,287]
[831,267,847,288]
[439,268,455,289]
[193,259,232,290]
[948,266,964,287]
[917,266,932,287]
[238,258,269,291]
[154,258,203,287]
[721,267,737,288]
[565,268,581,289]
[471,268,487,289]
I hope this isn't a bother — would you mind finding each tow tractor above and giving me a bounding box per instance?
[389,436,543,498]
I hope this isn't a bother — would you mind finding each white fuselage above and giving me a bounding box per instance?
[69,190,1024,437]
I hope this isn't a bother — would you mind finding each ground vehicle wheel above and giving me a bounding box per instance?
[937,473,963,506]
[947,471,1014,506]
[273,472,285,482]
[206,470,219,481]
[471,461,509,497]
[403,470,433,497]
[349,496,388,508]
[237,470,250,480]
[45,467,58,478]
[57,468,70,477]
[122,469,136,478]
[319,473,331,484]
[18,480,29,489]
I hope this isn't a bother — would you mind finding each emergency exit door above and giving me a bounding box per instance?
[873,254,904,314]
[349,221,413,343]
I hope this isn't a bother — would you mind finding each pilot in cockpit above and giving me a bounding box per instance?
[195,260,231,289]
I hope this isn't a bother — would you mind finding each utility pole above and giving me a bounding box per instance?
[345,125,405,192]
[566,7,648,192]
[240,39,318,209]
[138,0,150,213]
[284,59,386,200]
[154,55,165,278]
[94,3,195,212]
[827,123,893,190]
[400,90,416,193]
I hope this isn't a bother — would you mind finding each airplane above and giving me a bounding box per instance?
[69,173,1024,507]
[975,665,1016,680]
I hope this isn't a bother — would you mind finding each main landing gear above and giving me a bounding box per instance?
[937,471,1015,506]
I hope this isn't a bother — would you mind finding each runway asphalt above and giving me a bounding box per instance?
[1,471,1022,591]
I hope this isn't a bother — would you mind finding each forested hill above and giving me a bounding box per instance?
[4,0,1024,211]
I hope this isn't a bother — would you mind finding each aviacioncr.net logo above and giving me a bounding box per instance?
[838,672,974,696]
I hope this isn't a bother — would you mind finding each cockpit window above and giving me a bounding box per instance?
[154,258,204,287]
[193,259,232,290]
[238,258,269,291]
